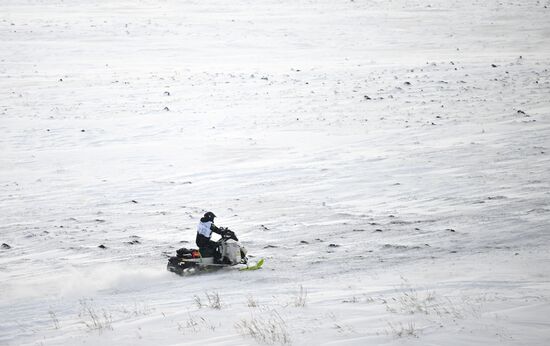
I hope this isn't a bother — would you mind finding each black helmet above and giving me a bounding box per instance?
[203,211,216,222]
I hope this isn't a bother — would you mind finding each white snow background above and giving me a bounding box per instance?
[1,0,550,345]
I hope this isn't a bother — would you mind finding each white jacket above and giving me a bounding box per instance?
[197,221,213,238]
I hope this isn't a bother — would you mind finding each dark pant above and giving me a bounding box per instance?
[196,234,220,261]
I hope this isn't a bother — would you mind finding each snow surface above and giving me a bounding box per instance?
[1,0,550,345]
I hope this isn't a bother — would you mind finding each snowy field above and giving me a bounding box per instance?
[1,0,550,345]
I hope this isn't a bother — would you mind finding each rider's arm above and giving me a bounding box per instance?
[210,223,221,235]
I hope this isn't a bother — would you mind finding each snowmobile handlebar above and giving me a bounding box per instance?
[218,227,239,241]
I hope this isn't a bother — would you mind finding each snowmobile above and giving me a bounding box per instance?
[166,228,263,275]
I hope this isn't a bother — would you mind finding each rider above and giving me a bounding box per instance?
[196,211,223,259]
